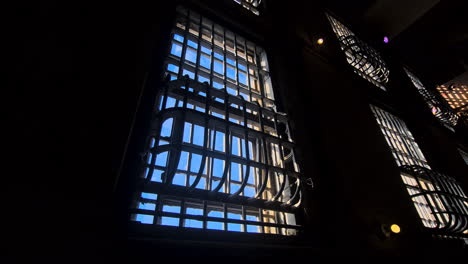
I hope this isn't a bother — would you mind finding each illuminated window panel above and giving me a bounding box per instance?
[130,7,303,236]
[326,14,389,91]
[232,0,262,16]
[370,105,430,168]
[459,149,468,166]
[404,69,458,129]
[436,84,468,120]
[371,105,468,237]
[400,166,468,235]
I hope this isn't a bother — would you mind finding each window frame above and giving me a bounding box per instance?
[326,13,390,91]
[127,5,308,241]
[370,104,468,239]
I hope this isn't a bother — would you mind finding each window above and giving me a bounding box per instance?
[459,148,468,166]
[326,14,389,91]
[400,166,468,239]
[370,105,429,168]
[370,105,468,239]
[404,68,458,129]
[130,7,303,236]
[436,83,468,120]
[232,0,262,16]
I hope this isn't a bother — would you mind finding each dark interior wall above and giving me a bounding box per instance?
[9,0,178,258]
[8,0,468,259]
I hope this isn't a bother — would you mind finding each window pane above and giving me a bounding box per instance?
[131,7,302,236]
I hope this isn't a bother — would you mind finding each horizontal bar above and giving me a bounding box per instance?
[140,182,300,213]
[130,209,301,230]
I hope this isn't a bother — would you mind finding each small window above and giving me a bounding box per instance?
[232,0,262,16]
[326,14,389,90]
[370,105,468,238]
[404,68,458,129]
[130,7,304,237]
[458,148,468,166]
[436,83,468,121]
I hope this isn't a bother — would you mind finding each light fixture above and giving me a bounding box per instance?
[379,223,401,239]
[390,224,401,234]
[383,36,389,43]
[317,38,324,45]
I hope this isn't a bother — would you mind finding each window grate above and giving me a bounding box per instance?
[459,148,468,166]
[326,14,389,91]
[232,0,262,16]
[400,165,468,236]
[436,84,468,121]
[130,7,303,236]
[404,68,459,129]
[370,105,430,168]
[371,105,468,237]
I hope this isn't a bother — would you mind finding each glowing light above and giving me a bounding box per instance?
[431,107,438,114]
[390,224,401,234]
[317,38,324,45]
[383,36,389,43]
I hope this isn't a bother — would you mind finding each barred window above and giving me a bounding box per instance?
[326,14,389,91]
[370,105,429,168]
[232,0,262,16]
[404,68,458,129]
[400,166,468,237]
[129,7,303,236]
[459,148,468,166]
[370,105,468,238]
[436,83,468,120]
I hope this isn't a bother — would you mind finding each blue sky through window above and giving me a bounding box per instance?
[174,34,184,42]
[177,151,189,170]
[171,43,182,57]
[155,152,168,167]
[207,221,223,230]
[161,118,173,137]
[173,173,186,186]
[151,169,163,182]
[214,59,224,75]
[138,202,156,211]
[193,125,204,146]
[167,64,179,74]
[161,217,179,226]
[185,47,197,63]
[200,53,211,69]
[212,159,225,178]
[136,214,154,224]
[227,65,236,80]
[185,219,203,228]
[163,204,181,213]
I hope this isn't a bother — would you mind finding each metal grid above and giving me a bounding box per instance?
[130,7,303,236]
[232,0,262,16]
[459,148,468,166]
[326,14,389,91]
[437,84,468,120]
[370,105,430,168]
[371,105,468,237]
[400,165,468,236]
[404,68,459,129]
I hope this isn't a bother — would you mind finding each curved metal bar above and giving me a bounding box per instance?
[254,137,271,200]
[144,118,163,184]
[272,172,287,202]
[163,112,185,185]
[188,119,210,190]
[286,178,301,205]
[272,113,290,202]
[189,82,212,190]
[213,88,232,192]
[400,165,468,234]
[234,98,251,196]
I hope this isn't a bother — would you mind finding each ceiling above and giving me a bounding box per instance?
[326,0,468,88]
